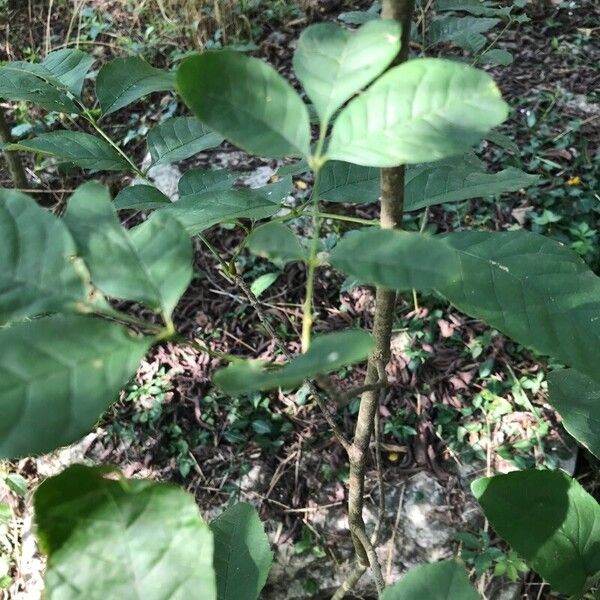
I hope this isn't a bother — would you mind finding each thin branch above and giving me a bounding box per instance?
[0,106,27,190]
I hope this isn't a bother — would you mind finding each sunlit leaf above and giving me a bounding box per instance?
[35,465,216,600]
[214,330,373,395]
[327,58,508,166]
[177,50,310,158]
[473,470,600,596]
[547,369,600,459]
[0,316,150,458]
[293,19,401,126]
[0,188,92,325]
[382,560,480,599]
[211,503,272,600]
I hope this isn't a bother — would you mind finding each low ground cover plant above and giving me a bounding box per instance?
[0,0,598,598]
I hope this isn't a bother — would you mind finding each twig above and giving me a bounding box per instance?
[0,106,27,190]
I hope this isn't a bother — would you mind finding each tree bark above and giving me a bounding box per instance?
[0,106,27,190]
[345,0,415,590]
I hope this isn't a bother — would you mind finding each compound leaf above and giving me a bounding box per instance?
[147,117,224,166]
[96,57,175,116]
[382,560,480,599]
[4,131,129,171]
[472,470,600,597]
[211,503,272,600]
[177,51,310,158]
[327,58,508,166]
[547,369,600,459]
[293,19,401,126]
[0,188,92,325]
[214,330,373,395]
[35,465,216,600]
[0,315,150,458]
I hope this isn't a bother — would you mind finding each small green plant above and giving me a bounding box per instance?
[0,1,599,599]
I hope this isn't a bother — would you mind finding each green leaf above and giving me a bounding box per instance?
[0,65,80,113]
[12,49,95,96]
[250,272,279,298]
[330,229,600,385]
[428,16,500,52]
[480,49,513,66]
[246,222,305,266]
[404,155,539,211]
[318,155,537,206]
[4,131,129,171]
[435,0,505,17]
[472,470,600,596]
[327,58,508,166]
[128,212,193,317]
[211,503,272,600]
[35,465,216,600]
[0,315,150,458]
[214,330,373,395]
[177,50,310,158]
[293,20,401,126]
[5,473,28,496]
[547,369,600,459]
[96,57,175,116]
[382,560,480,599]
[485,130,519,154]
[147,117,224,166]
[64,182,192,316]
[319,161,379,203]
[178,168,238,197]
[0,188,92,325]
[161,189,283,236]
[114,184,172,210]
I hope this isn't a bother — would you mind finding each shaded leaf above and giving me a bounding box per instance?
[472,470,600,596]
[177,51,310,158]
[435,0,506,16]
[247,222,305,266]
[428,16,500,52]
[327,58,508,166]
[11,49,95,96]
[178,168,238,197]
[0,315,150,458]
[162,181,289,235]
[293,20,401,126]
[211,503,272,600]
[382,560,480,599]
[331,229,600,385]
[214,330,373,395]
[319,161,379,203]
[35,465,216,600]
[547,369,600,459]
[404,155,539,211]
[114,184,172,210]
[4,131,129,171]
[148,117,224,166]
[480,49,513,66]
[0,65,80,113]
[0,188,92,325]
[96,57,175,116]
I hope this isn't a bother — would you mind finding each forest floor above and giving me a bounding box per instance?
[0,0,599,598]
